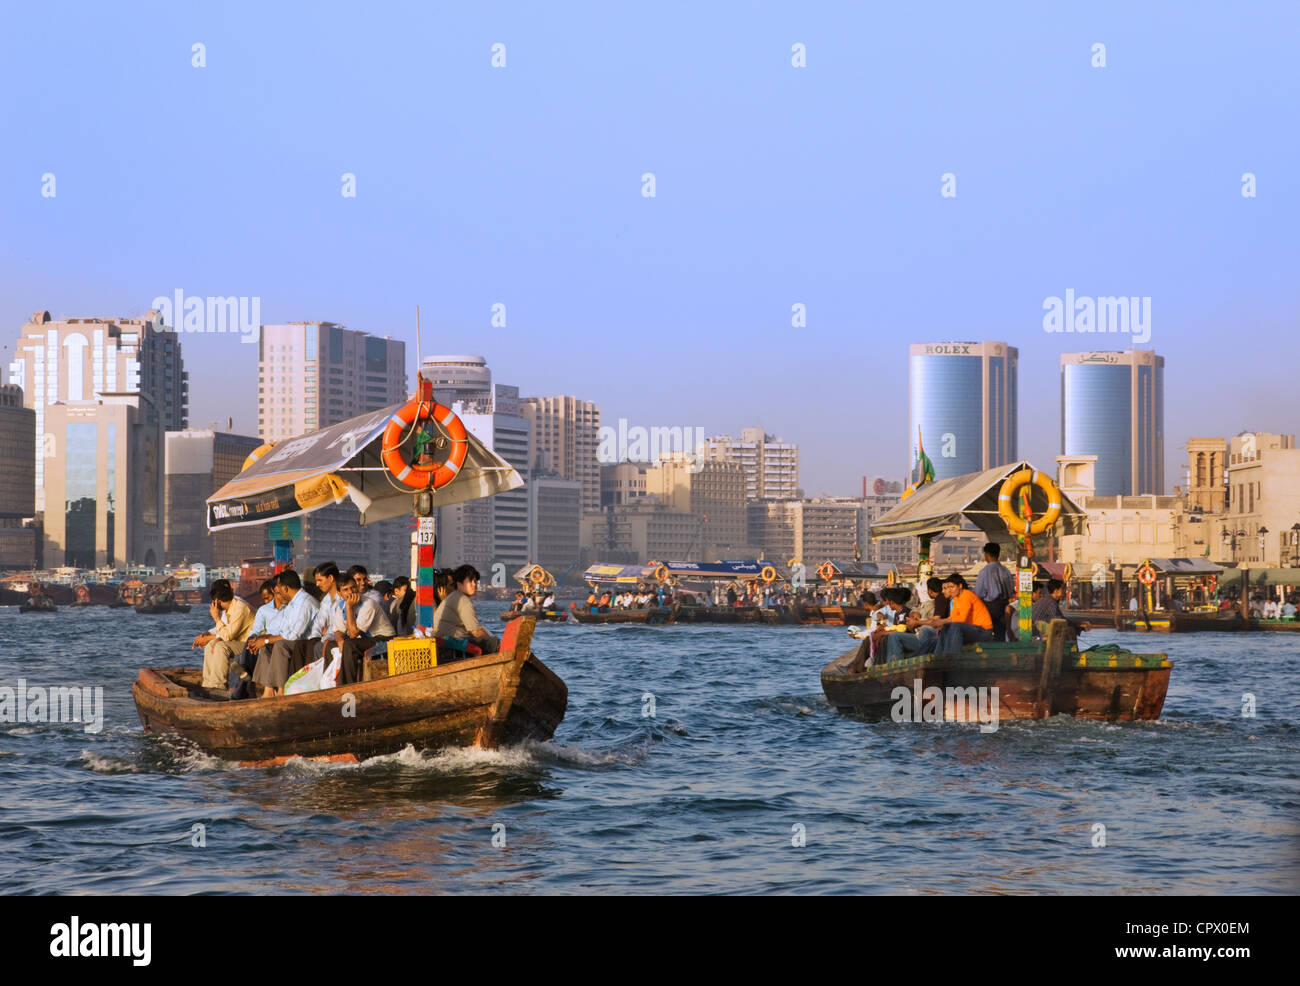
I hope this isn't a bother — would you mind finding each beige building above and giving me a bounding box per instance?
[1212,432,1300,567]
[582,499,703,562]
[1055,454,1180,571]
[1185,437,1228,514]
[745,498,859,564]
[520,395,601,512]
[705,427,799,500]
[41,396,165,568]
[600,462,649,507]
[528,475,581,572]
[644,455,747,554]
[9,309,187,512]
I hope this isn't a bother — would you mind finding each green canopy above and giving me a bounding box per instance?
[1215,567,1300,588]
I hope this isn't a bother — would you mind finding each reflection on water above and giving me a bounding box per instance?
[0,607,1297,894]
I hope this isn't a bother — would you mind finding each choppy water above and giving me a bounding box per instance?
[1,607,1297,894]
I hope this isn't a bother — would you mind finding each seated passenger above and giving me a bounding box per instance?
[586,589,599,612]
[1031,579,1092,641]
[598,590,611,612]
[883,608,939,663]
[919,574,993,654]
[336,577,397,685]
[192,579,254,688]
[431,564,499,654]
[252,570,320,697]
[542,591,555,611]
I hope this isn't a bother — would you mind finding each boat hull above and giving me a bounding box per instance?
[821,628,1171,722]
[799,604,868,626]
[568,605,676,625]
[131,617,567,761]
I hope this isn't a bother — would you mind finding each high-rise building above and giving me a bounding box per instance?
[908,341,1017,482]
[599,462,648,507]
[257,322,409,575]
[704,427,799,500]
[0,385,37,568]
[258,322,405,441]
[419,356,532,572]
[1060,350,1164,496]
[9,309,187,512]
[582,499,703,563]
[528,475,581,572]
[519,395,601,512]
[746,498,859,565]
[165,429,266,567]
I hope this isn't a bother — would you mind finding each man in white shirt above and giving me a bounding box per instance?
[1129,595,1139,613]
[309,562,348,662]
[1263,598,1280,619]
[337,578,397,685]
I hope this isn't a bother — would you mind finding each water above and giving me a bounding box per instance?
[1,607,1297,894]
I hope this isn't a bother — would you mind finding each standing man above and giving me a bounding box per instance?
[193,579,254,687]
[252,570,320,697]
[974,542,1016,641]
[431,565,499,654]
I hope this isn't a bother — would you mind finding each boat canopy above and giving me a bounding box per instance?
[1215,566,1300,587]
[869,461,1087,547]
[582,563,657,585]
[815,561,897,579]
[206,402,523,532]
[662,560,772,580]
[513,564,555,586]
[1145,557,1223,576]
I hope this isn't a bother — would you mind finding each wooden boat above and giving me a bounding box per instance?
[1123,612,1251,633]
[1251,618,1300,632]
[19,599,58,614]
[568,603,677,625]
[499,608,568,623]
[673,604,765,624]
[132,616,567,762]
[821,620,1171,722]
[135,600,192,614]
[799,604,868,626]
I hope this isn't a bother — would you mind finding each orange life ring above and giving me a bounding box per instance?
[817,562,835,582]
[382,398,468,490]
[241,441,276,472]
[1138,565,1157,587]
[760,565,777,583]
[654,564,670,583]
[529,567,547,585]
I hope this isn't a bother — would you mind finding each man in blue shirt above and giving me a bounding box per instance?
[309,562,348,662]
[252,570,320,697]
[974,542,1016,641]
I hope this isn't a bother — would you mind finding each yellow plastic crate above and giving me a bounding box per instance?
[387,637,437,676]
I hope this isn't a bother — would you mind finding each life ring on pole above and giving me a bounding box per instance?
[1137,565,1157,587]
[761,565,777,583]
[997,469,1062,536]
[241,441,277,472]
[382,398,468,490]
[529,566,547,586]
[817,562,835,582]
[653,564,670,583]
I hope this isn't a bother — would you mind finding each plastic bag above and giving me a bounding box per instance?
[319,648,342,689]
[284,656,324,695]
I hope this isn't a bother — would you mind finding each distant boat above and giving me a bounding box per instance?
[134,600,192,615]
[569,603,677,625]
[19,597,58,614]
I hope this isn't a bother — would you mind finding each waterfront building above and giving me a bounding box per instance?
[164,429,265,567]
[704,427,799,500]
[856,490,919,567]
[1185,438,1228,514]
[908,342,1017,483]
[41,396,165,568]
[746,498,859,566]
[1060,349,1165,496]
[1214,432,1300,567]
[0,385,36,568]
[8,309,187,512]
[519,395,601,512]
[258,322,409,576]
[644,454,747,555]
[582,498,702,563]
[600,462,648,507]
[1055,453,1181,570]
[528,475,582,573]
[419,356,532,573]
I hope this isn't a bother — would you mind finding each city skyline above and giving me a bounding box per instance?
[2,5,1297,496]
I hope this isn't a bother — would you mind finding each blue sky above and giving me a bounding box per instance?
[2,1,1296,495]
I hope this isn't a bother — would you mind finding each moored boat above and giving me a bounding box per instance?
[19,598,58,614]
[134,600,193,614]
[132,616,566,762]
[500,608,568,622]
[569,603,677,625]
[798,603,869,626]
[821,620,1172,722]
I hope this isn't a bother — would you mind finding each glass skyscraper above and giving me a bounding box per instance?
[908,342,1018,482]
[1060,350,1164,496]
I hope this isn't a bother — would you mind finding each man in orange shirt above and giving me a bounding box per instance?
[919,573,994,654]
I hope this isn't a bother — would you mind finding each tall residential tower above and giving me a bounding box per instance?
[1060,350,1164,496]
